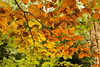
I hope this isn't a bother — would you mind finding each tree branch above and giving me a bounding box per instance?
[14,0,61,42]
[14,0,35,43]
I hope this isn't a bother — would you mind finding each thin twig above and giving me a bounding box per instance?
[14,0,61,41]
[14,0,35,43]
[14,0,29,13]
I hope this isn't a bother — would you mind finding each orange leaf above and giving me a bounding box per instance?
[69,51,74,56]
[68,27,75,33]
[61,0,68,8]
[28,5,38,13]
[64,44,69,49]
[21,0,28,4]
[91,0,97,8]
[58,44,64,50]
[0,2,5,7]
[67,0,76,8]
[30,0,36,3]
[64,50,69,55]
[66,41,74,46]
[77,45,83,50]
[86,6,92,14]
[81,8,87,13]
[63,30,68,34]
[85,53,91,57]
[37,4,43,9]
[66,8,71,14]
[84,44,91,47]
[60,23,66,29]
[92,63,99,67]
[83,48,90,52]
[79,52,85,58]
[93,12,99,20]
[64,36,71,40]
[52,0,57,3]
[74,35,83,40]
[93,52,100,57]
[79,0,88,4]
[94,7,100,11]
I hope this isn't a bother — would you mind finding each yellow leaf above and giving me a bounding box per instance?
[28,21,34,27]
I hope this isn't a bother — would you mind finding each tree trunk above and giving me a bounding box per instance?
[88,13,100,66]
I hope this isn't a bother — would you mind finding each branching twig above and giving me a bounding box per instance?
[14,0,61,42]
[14,0,29,13]
[14,0,35,43]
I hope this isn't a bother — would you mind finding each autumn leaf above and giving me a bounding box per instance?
[79,0,88,4]
[67,0,76,8]
[91,0,97,8]
[37,4,43,9]
[28,21,34,27]
[0,2,5,7]
[0,7,5,13]
[79,52,85,58]
[58,44,64,50]
[85,53,91,57]
[93,52,100,57]
[94,7,100,11]
[84,44,91,47]
[21,0,28,4]
[22,31,29,37]
[30,0,36,3]
[81,8,87,13]
[93,12,99,20]
[83,48,90,52]
[92,63,99,67]
[68,27,75,33]
[74,35,83,40]
[28,5,38,13]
